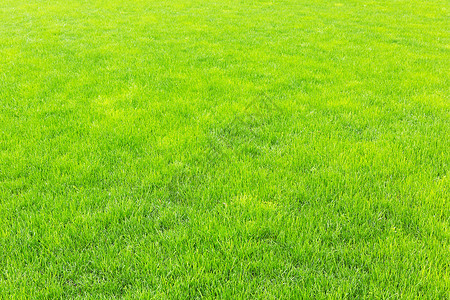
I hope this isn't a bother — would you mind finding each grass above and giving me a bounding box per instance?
[0,0,449,298]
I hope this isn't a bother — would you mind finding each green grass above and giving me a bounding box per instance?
[1,0,449,298]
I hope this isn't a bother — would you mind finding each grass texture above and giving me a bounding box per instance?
[0,0,449,298]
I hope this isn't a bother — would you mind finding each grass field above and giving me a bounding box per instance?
[1,0,449,298]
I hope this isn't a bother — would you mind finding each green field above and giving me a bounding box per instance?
[1,0,449,298]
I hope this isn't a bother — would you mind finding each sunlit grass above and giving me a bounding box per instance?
[1,0,449,298]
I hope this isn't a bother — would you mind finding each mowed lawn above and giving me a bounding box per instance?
[0,0,449,298]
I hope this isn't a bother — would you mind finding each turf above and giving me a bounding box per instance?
[0,0,449,298]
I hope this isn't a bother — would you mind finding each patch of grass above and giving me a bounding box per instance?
[1,0,449,298]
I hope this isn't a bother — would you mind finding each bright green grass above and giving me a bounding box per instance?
[1,0,449,298]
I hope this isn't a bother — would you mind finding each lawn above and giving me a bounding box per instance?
[0,0,449,298]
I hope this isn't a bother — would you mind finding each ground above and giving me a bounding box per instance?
[0,0,449,298]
